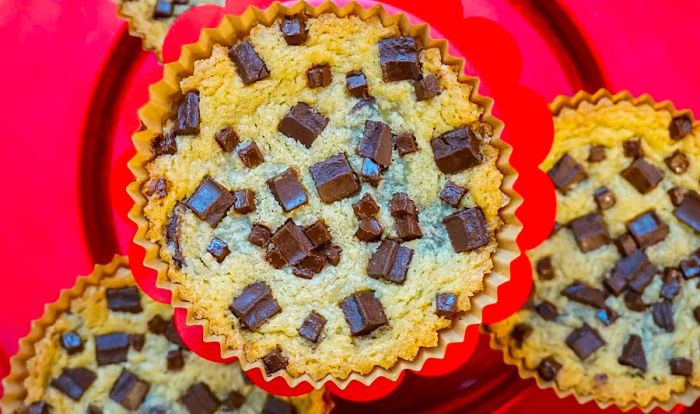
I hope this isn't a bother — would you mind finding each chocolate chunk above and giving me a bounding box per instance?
[106,287,143,313]
[431,127,482,174]
[320,244,342,266]
[144,177,169,199]
[278,103,328,148]
[152,132,177,156]
[28,401,52,414]
[207,238,230,263]
[695,306,700,323]
[390,193,417,217]
[165,320,185,347]
[548,153,587,192]
[665,150,689,174]
[215,126,239,152]
[627,210,669,248]
[624,291,648,311]
[175,91,200,135]
[299,311,327,343]
[298,251,325,274]
[230,282,281,330]
[565,324,605,360]
[443,207,490,252]
[238,141,265,168]
[435,292,458,317]
[148,315,168,335]
[623,138,643,158]
[440,180,467,207]
[596,307,619,326]
[681,250,700,278]
[359,120,393,168]
[614,233,638,257]
[292,267,314,280]
[414,75,441,101]
[661,268,682,300]
[266,248,288,269]
[674,191,700,232]
[594,374,608,386]
[562,282,607,308]
[652,300,674,332]
[670,114,693,140]
[622,158,663,194]
[60,331,84,355]
[304,220,332,249]
[262,347,288,375]
[95,332,130,366]
[262,397,295,414]
[535,301,558,321]
[167,348,185,371]
[387,245,413,284]
[125,335,143,354]
[229,40,270,85]
[224,391,247,410]
[588,145,606,162]
[186,177,235,227]
[395,216,423,241]
[536,256,555,280]
[360,157,383,187]
[166,203,186,268]
[604,273,628,296]
[511,323,532,348]
[249,223,272,248]
[609,250,656,295]
[395,133,418,156]
[569,213,609,252]
[618,335,646,372]
[307,64,332,88]
[367,239,399,280]
[271,220,313,265]
[627,263,657,294]
[310,152,360,203]
[353,194,380,219]
[153,0,174,18]
[180,382,220,414]
[280,14,307,45]
[268,169,308,212]
[346,70,369,98]
[669,186,688,206]
[340,290,388,336]
[593,186,616,210]
[51,368,97,401]
[233,189,256,214]
[355,218,384,242]
[670,358,693,376]
[378,36,421,82]
[537,357,562,381]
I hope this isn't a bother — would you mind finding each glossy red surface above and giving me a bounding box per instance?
[2,0,700,412]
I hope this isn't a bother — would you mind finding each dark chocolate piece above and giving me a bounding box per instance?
[280,14,307,45]
[175,91,200,135]
[106,287,143,313]
[562,282,606,308]
[339,290,388,336]
[207,238,230,263]
[268,169,308,212]
[378,36,421,82]
[367,240,399,281]
[395,216,423,241]
[180,382,220,414]
[431,127,481,174]
[536,301,558,321]
[152,132,177,156]
[670,358,693,376]
[627,210,669,248]
[618,335,646,372]
[353,194,380,219]
[390,193,417,217]
[262,347,288,375]
[60,331,84,355]
[695,306,700,323]
[359,120,393,167]
[681,250,700,279]
[604,273,628,296]
[307,64,332,88]
[148,315,168,335]
[292,267,314,280]
[665,150,689,174]
[51,368,97,401]
[238,141,265,168]
[228,40,270,85]
[144,177,169,199]
[233,189,256,214]
[614,233,638,257]
[395,133,418,156]
[588,145,606,162]
[298,251,325,275]
[304,220,332,249]
[350,97,376,114]
[660,268,682,300]
[249,223,272,248]
[271,220,313,266]
[127,334,144,352]
[320,244,342,266]
[593,186,616,210]
[355,218,384,242]
[594,374,608,386]
[668,186,688,206]
[652,300,674,332]
[278,103,328,148]
[230,282,281,330]
[27,401,52,414]
[622,138,643,158]
[414,75,441,101]
[436,292,458,317]
[95,332,130,366]
[536,256,555,280]
[443,207,490,252]
[674,191,700,232]
[167,348,185,371]
[262,397,296,414]
[596,307,619,326]
[165,319,186,347]
[621,158,663,194]
[215,126,239,152]
[440,180,467,207]
[360,157,382,187]
[387,245,413,284]
[224,391,247,410]
[669,114,693,140]
[624,291,648,312]
[299,311,327,343]
[537,357,562,381]
[511,323,532,348]
[266,248,288,269]
[565,324,605,360]
[346,70,369,98]
[548,153,587,192]
[609,249,656,295]
[166,203,186,268]
[569,213,610,252]
[186,177,235,227]
[310,152,360,203]
[153,0,174,18]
